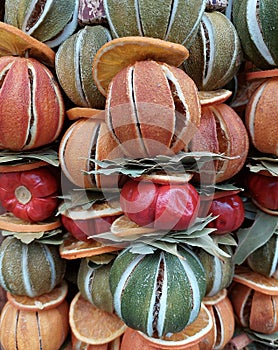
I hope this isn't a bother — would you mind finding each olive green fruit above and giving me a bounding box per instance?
[182,11,242,90]
[103,0,206,47]
[247,235,278,278]
[196,246,234,297]
[77,258,113,313]
[4,0,79,48]
[109,245,207,338]
[0,237,66,297]
[232,0,278,69]
[55,25,111,108]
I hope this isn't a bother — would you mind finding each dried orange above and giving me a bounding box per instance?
[233,266,278,295]
[66,107,105,121]
[135,173,193,185]
[0,212,61,233]
[110,214,156,237]
[245,68,278,81]
[59,234,120,260]
[69,292,127,345]
[0,22,55,67]
[7,280,68,311]
[92,36,189,96]
[0,160,47,173]
[198,89,232,107]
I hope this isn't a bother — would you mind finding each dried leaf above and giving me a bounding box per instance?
[247,156,278,177]
[1,230,45,244]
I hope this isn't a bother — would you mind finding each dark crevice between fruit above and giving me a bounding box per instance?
[256,1,263,33]
[152,256,165,338]
[25,68,35,148]
[243,289,254,327]
[25,0,47,32]
[135,0,144,36]
[201,21,210,81]
[15,310,20,350]
[36,311,43,350]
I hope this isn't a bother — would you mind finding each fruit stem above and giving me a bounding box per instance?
[15,186,32,204]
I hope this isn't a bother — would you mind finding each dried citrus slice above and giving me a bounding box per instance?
[203,288,227,306]
[198,89,232,106]
[59,234,120,260]
[110,214,156,237]
[0,22,55,67]
[233,266,278,295]
[69,292,127,345]
[139,303,212,346]
[66,107,105,121]
[7,280,68,311]
[0,212,61,232]
[245,68,278,81]
[136,172,193,185]
[92,36,189,96]
[0,160,47,173]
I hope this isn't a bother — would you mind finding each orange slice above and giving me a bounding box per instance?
[69,292,127,345]
[198,89,232,106]
[245,68,278,81]
[139,303,212,346]
[0,160,47,173]
[136,172,193,185]
[203,288,227,305]
[0,22,55,67]
[233,266,278,295]
[7,280,68,311]
[110,215,156,237]
[0,212,61,232]
[92,36,189,96]
[59,234,121,260]
[66,107,105,121]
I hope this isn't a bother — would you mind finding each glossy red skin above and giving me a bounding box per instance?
[207,194,245,234]
[247,172,278,210]
[120,180,200,230]
[61,215,119,242]
[0,167,59,222]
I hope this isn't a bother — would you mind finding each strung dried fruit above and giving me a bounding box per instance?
[120,178,200,231]
[0,166,59,222]
[182,11,242,90]
[4,0,79,47]
[106,60,201,158]
[109,245,207,338]
[103,0,206,46]
[0,56,65,151]
[55,25,112,109]
[0,236,66,297]
[189,103,249,183]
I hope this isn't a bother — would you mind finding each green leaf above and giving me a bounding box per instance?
[128,243,157,255]
[233,210,278,265]
[212,233,237,246]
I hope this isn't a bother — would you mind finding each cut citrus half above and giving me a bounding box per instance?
[92,36,189,96]
[198,89,232,106]
[110,215,156,237]
[139,303,212,346]
[0,22,55,67]
[59,234,120,259]
[7,280,68,311]
[136,172,193,185]
[233,266,278,295]
[69,292,127,345]
[66,107,105,121]
[0,212,61,233]
[0,160,48,173]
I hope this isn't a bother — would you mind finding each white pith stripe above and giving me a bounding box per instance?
[179,254,201,324]
[181,1,206,46]
[74,31,88,106]
[156,253,168,338]
[134,0,144,36]
[113,254,145,319]
[269,236,278,277]
[103,0,119,38]
[247,0,275,66]
[22,244,34,297]
[247,81,266,143]
[214,306,224,350]
[202,14,215,86]
[164,0,178,40]
[22,0,54,35]
[206,256,222,297]
[239,291,250,327]
[83,268,94,304]
[45,0,79,47]
[0,239,10,291]
[42,245,56,291]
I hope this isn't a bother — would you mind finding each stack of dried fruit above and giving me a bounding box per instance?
[0,0,277,349]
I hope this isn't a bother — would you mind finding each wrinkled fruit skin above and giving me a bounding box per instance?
[0,167,60,222]
[61,214,120,242]
[0,56,65,151]
[207,194,245,234]
[120,179,200,230]
[247,172,278,211]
